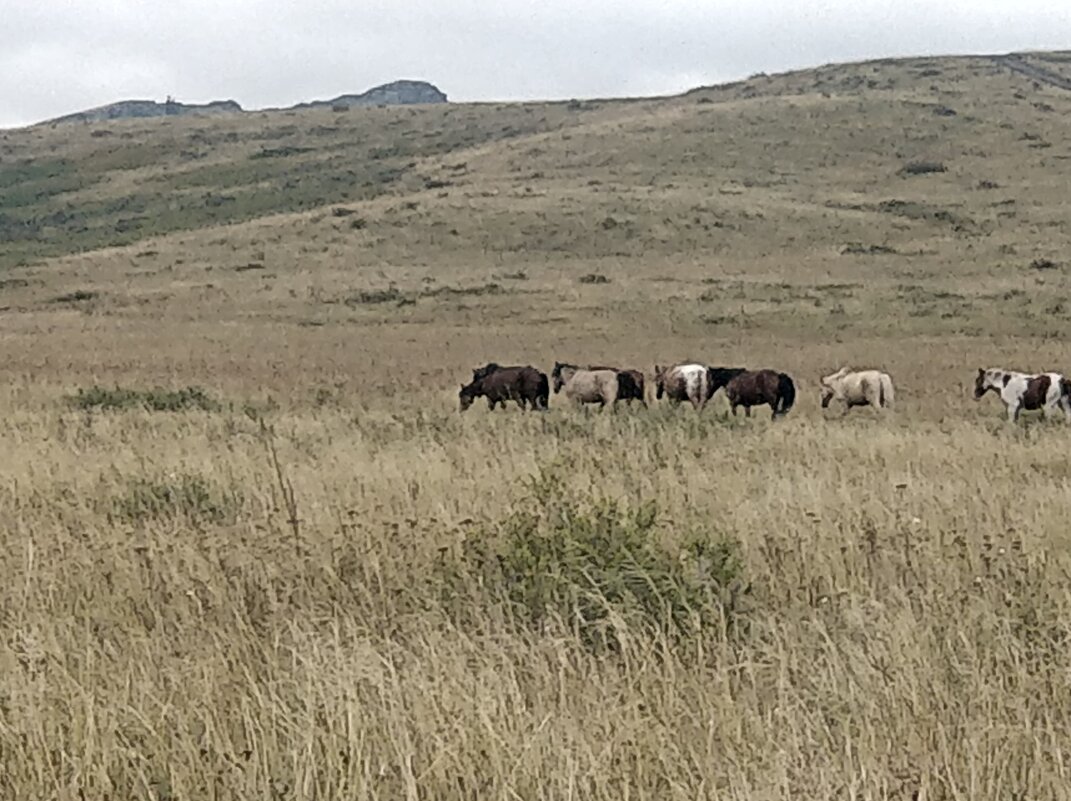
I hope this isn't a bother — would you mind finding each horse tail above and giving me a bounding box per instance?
[536,371,550,410]
[880,374,895,409]
[777,373,796,415]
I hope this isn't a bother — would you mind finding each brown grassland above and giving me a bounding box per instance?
[3,52,1071,799]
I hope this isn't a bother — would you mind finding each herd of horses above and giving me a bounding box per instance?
[457,362,1071,422]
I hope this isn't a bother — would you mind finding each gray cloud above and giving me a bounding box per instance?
[1,0,1069,128]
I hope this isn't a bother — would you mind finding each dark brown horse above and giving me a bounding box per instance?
[724,369,796,418]
[552,361,647,406]
[707,367,748,398]
[609,368,647,406]
[459,364,549,412]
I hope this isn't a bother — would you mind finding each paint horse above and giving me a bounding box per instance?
[551,362,621,410]
[724,369,796,419]
[820,367,895,413]
[653,363,711,410]
[973,368,1071,422]
[459,364,549,412]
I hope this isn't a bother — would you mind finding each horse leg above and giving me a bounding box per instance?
[730,403,737,416]
[1007,402,1020,423]
[745,405,751,418]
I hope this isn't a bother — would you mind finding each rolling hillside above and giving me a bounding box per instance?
[4,51,1071,799]
[1,51,1070,392]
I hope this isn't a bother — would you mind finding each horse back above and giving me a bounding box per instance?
[726,369,775,398]
[1022,374,1054,410]
[482,365,543,398]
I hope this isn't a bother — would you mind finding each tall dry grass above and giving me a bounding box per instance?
[2,385,1070,799]
[4,48,1071,799]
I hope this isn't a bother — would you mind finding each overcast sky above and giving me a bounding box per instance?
[2,0,1069,128]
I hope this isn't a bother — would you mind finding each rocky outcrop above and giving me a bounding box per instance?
[37,80,448,127]
[45,98,242,125]
[293,80,448,110]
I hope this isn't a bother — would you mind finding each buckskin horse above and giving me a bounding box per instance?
[551,363,620,410]
[552,361,647,407]
[459,364,549,412]
[724,369,796,419]
[973,367,1071,422]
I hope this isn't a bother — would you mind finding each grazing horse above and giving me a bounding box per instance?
[973,367,1071,422]
[459,364,549,412]
[724,369,796,418]
[653,363,713,410]
[820,367,895,413]
[552,361,647,406]
[551,362,620,410]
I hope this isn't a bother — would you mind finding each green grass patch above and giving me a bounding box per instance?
[436,467,747,651]
[67,385,222,413]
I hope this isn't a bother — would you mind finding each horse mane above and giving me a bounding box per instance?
[708,366,747,383]
[821,366,851,385]
[472,362,502,382]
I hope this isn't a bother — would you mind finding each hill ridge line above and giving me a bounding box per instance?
[989,54,1071,91]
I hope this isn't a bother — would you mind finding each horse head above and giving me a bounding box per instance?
[819,367,845,407]
[974,367,996,400]
[551,362,576,393]
[708,367,746,397]
[458,381,480,412]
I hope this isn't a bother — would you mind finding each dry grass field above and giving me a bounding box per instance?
[3,52,1071,799]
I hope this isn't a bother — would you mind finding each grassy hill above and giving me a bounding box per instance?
[3,50,1070,353]
[5,52,1070,270]
[3,52,1071,798]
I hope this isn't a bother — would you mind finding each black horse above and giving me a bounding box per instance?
[459,364,549,412]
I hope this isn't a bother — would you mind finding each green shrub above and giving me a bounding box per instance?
[50,289,99,304]
[68,385,221,412]
[439,469,747,650]
[420,282,501,298]
[344,287,408,305]
[578,273,610,284]
[898,160,946,176]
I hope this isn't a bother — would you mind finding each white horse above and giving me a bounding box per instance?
[820,367,894,413]
[974,367,1071,422]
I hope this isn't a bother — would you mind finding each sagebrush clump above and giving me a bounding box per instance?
[437,469,746,650]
